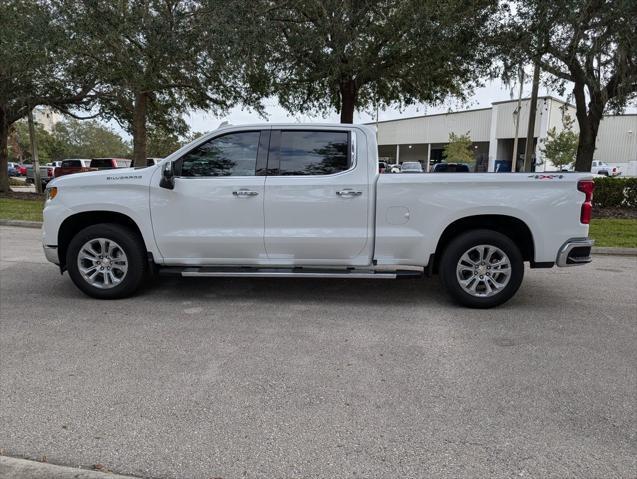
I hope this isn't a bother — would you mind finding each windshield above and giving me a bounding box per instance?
[402,162,422,170]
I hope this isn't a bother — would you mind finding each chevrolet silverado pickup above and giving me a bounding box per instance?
[42,124,595,308]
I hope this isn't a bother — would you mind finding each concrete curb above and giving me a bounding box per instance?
[0,456,139,479]
[0,220,42,228]
[592,247,637,256]
[1,220,636,256]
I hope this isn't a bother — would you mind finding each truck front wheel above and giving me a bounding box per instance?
[439,229,524,308]
[66,223,147,299]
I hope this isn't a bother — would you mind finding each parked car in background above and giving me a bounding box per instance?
[432,162,471,173]
[591,161,621,177]
[494,161,512,172]
[54,159,93,179]
[26,164,55,187]
[7,162,19,177]
[90,158,132,170]
[400,161,423,173]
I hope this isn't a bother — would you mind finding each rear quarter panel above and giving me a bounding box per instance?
[374,173,591,266]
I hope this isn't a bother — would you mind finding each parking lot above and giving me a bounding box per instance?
[0,225,635,479]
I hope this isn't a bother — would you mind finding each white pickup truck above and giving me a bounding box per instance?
[42,124,595,308]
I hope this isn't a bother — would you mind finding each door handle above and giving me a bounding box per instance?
[233,190,259,197]
[336,189,362,197]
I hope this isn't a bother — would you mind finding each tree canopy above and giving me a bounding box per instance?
[497,0,637,171]
[0,0,96,192]
[443,132,475,165]
[9,119,132,162]
[539,115,579,170]
[228,0,498,123]
[57,0,258,167]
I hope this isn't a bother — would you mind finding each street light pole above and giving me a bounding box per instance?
[523,61,541,172]
[511,66,525,173]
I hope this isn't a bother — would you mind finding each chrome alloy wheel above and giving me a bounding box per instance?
[456,244,512,297]
[76,238,128,289]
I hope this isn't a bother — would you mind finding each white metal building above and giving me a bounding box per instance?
[370,96,637,175]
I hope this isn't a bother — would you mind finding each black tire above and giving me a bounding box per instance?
[66,223,147,299]
[439,229,524,308]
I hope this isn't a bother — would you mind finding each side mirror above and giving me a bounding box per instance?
[159,161,175,190]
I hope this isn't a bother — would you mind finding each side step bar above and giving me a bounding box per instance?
[161,267,423,279]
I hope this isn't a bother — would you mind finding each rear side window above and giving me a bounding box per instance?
[61,160,81,168]
[179,131,260,177]
[277,131,350,175]
[91,159,113,168]
[116,160,131,168]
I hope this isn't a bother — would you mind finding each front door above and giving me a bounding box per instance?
[263,128,370,266]
[150,129,269,264]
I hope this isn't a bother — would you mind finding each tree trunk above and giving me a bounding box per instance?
[339,80,357,124]
[132,92,148,168]
[0,105,9,193]
[572,82,603,172]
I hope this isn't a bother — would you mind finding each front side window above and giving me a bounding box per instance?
[278,131,350,175]
[179,131,260,177]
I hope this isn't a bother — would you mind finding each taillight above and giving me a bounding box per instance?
[577,180,595,224]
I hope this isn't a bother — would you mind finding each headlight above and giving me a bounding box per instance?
[46,186,58,200]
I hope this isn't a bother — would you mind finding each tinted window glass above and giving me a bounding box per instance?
[180,132,260,177]
[278,131,349,175]
[91,159,114,168]
[61,160,82,168]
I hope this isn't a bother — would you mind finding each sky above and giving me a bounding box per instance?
[181,76,574,135]
[110,76,636,138]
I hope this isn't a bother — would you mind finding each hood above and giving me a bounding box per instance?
[49,166,158,188]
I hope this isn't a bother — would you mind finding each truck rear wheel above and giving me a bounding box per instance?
[439,229,524,308]
[66,223,146,299]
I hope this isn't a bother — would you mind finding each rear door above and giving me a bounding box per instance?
[263,128,370,265]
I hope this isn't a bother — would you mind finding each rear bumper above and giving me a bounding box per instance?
[556,238,594,267]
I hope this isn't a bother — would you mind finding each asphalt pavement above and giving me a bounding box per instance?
[1,225,636,479]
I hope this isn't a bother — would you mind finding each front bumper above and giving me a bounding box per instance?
[43,245,59,265]
[556,238,594,267]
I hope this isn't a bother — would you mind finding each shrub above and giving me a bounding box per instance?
[593,177,637,208]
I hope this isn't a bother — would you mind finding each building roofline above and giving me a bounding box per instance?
[363,106,493,125]
[491,95,573,107]
[365,96,635,126]
[365,96,574,126]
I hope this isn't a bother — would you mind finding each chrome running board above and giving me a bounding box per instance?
[167,267,423,279]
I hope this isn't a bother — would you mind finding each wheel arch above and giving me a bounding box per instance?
[431,215,536,273]
[57,211,147,270]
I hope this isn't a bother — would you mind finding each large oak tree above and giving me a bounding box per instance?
[59,0,257,167]
[0,0,96,193]
[499,0,637,171]
[225,0,499,123]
